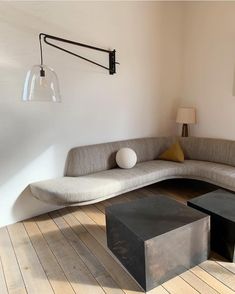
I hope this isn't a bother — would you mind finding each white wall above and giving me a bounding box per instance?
[0,2,183,227]
[181,2,235,139]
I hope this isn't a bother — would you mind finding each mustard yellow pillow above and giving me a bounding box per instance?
[159,141,184,163]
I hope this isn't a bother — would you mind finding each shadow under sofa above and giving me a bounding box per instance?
[30,136,235,206]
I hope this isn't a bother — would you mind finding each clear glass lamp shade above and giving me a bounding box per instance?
[22,65,61,102]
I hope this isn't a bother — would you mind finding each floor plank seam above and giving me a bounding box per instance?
[65,208,143,293]
[213,260,235,275]
[49,212,108,294]
[33,216,78,294]
[80,207,106,232]
[22,221,57,294]
[0,256,9,294]
[94,204,106,215]
[68,207,105,246]
[57,209,127,294]
[161,285,171,294]
[69,206,128,273]
[198,264,235,292]
[6,226,28,294]
[179,275,202,293]
[187,269,220,294]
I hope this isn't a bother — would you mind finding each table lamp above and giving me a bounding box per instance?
[176,107,196,137]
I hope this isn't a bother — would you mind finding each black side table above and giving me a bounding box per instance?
[188,189,235,262]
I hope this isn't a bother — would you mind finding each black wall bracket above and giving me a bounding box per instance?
[39,33,118,75]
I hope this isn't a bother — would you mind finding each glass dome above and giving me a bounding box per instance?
[22,65,61,102]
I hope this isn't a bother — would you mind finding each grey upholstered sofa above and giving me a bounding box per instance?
[30,136,235,205]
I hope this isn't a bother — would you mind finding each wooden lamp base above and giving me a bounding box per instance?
[182,124,188,137]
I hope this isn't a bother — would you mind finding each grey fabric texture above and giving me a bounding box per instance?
[179,137,235,167]
[66,137,174,176]
[31,159,235,205]
[30,136,235,205]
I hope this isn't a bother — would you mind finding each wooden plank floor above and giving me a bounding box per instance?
[0,179,235,294]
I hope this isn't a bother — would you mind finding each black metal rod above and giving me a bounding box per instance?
[44,37,110,71]
[39,34,46,76]
[39,34,44,66]
[42,33,111,53]
[39,33,117,74]
[109,50,116,75]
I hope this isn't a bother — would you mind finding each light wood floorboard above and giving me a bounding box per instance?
[0,227,27,294]
[212,254,235,275]
[23,219,75,294]
[0,256,8,294]
[35,214,105,294]
[50,210,124,294]
[7,223,54,294]
[0,180,234,294]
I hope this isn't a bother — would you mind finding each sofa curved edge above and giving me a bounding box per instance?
[30,174,233,207]
[70,175,223,206]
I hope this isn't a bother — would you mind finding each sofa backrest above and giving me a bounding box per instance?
[179,137,235,167]
[66,137,174,176]
[66,136,235,177]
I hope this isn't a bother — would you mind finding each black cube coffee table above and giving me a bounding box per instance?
[188,189,235,262]
[106,195,210,291]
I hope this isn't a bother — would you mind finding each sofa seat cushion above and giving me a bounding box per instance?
[182,160,235,189]
[30,160,235,205]
[30,160,178,205]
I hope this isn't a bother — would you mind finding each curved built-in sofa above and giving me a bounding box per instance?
[30,137,235,205]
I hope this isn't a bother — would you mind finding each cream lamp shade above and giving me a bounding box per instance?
[176,107,196,124]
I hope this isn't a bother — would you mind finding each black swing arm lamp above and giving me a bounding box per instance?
[39,33,117,75]
[22,33,119,102]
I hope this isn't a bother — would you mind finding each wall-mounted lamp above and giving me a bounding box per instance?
[22,33,118,102]
[176,107,196,137]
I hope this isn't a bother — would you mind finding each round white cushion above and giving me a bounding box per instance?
[116,148,137,169]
